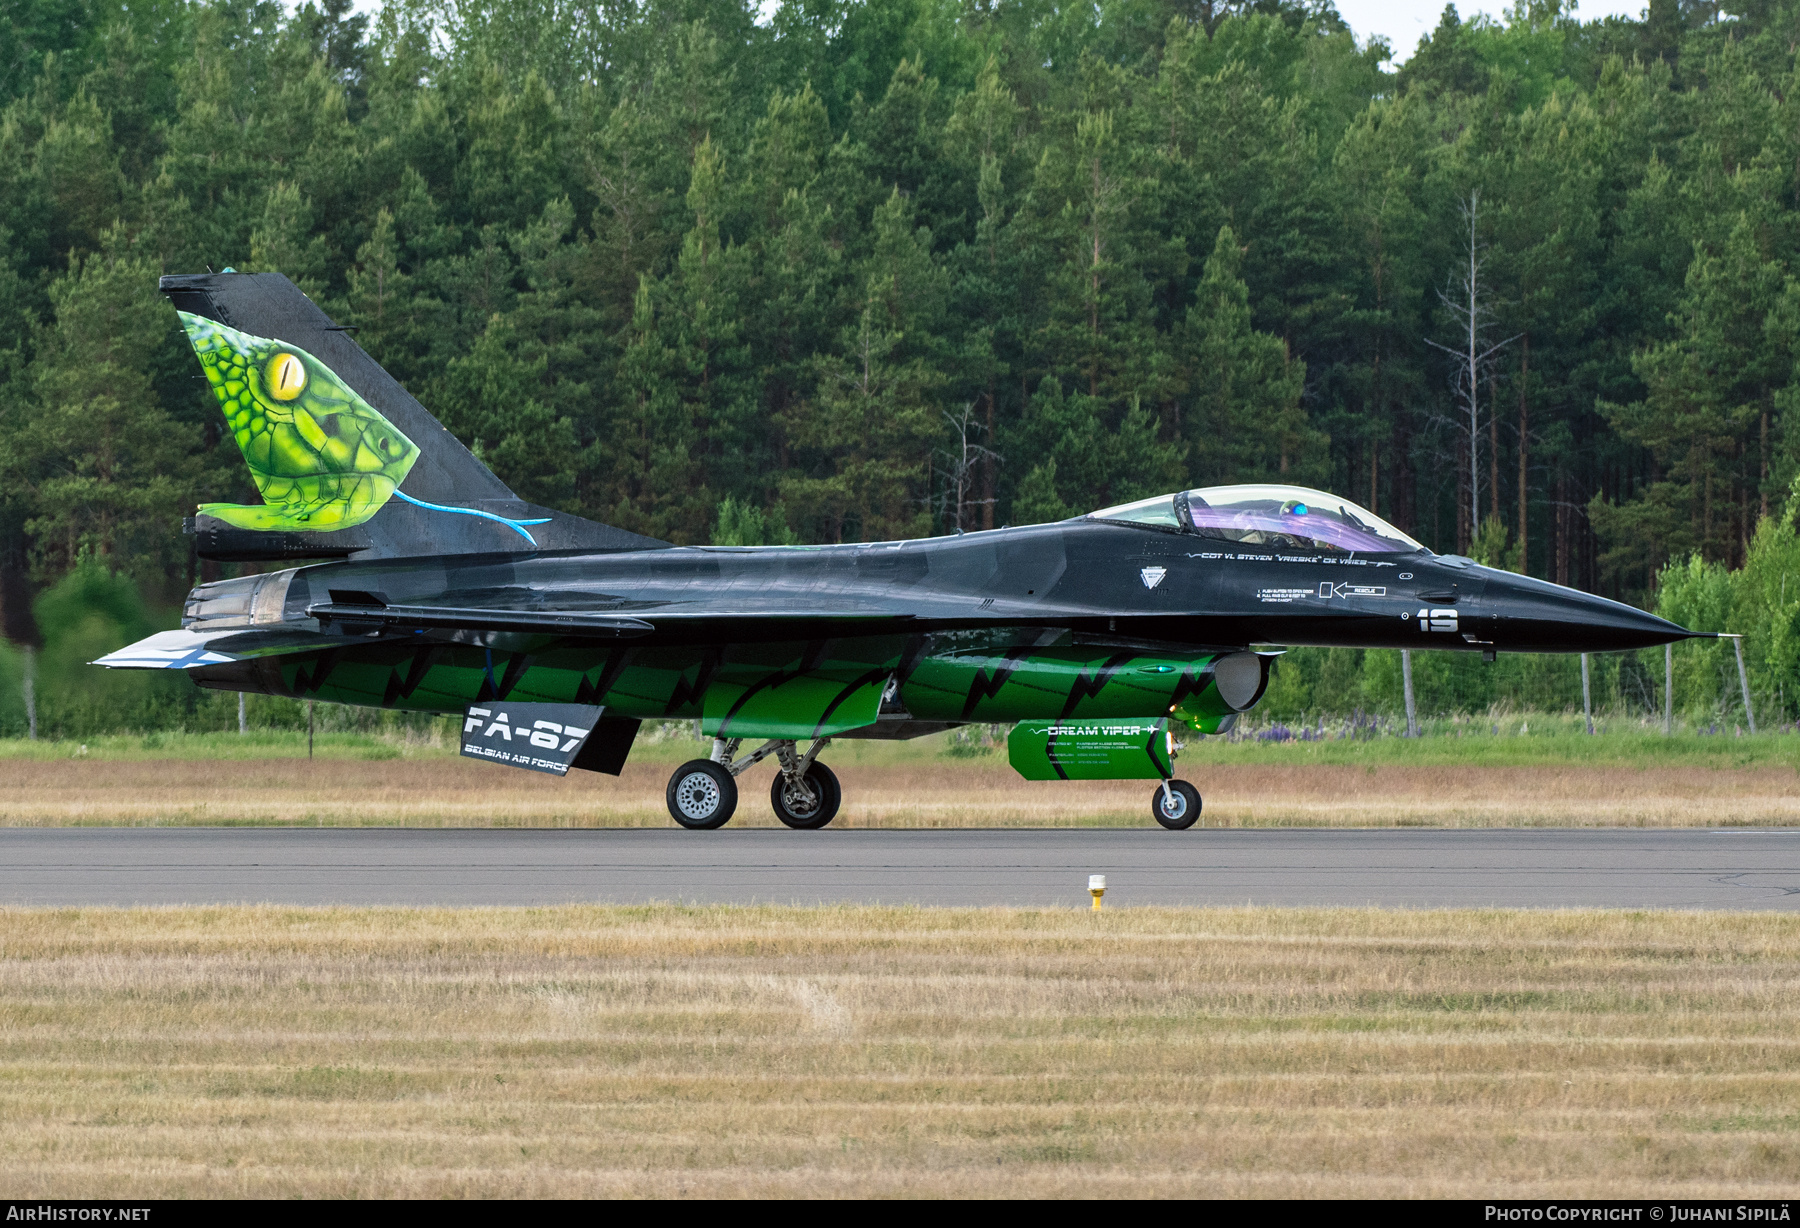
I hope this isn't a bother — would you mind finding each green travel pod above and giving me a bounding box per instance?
[1008,718,1175,781]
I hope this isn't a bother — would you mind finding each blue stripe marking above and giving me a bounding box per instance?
[393,490,552,543]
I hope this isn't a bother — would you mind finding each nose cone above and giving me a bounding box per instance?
[1477,570,1699,653]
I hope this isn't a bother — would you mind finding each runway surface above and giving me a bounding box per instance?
[2,827,1799,908]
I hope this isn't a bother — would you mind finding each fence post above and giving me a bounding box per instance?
[1401,649,1418,737]
[307,699,314,759]
[1664,642,1673,735]
[1581,653,1593,734]
[238,691,246,735]
[1730,635,1756,734]
[22,645,35,741]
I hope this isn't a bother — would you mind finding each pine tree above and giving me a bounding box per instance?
[1183,225,1317,485]
[9,236,199,581]
[435,201,589,511]
[249,180,330,296]
[1598,215,1785,573]
[781,189,947,542]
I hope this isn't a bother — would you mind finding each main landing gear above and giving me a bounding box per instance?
[1153,779,1202,830]
[666,737,841,830]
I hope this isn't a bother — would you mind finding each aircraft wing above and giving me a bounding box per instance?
[304,595,934,641]
[306,600,659,638]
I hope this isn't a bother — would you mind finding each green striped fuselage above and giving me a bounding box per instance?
[229,633,1250,739]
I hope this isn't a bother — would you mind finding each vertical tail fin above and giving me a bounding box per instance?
[161,272,666,560]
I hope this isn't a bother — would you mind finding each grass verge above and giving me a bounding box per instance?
[0,723,1796,768]
[0,756,1794,827]
[1,903,1795,1197]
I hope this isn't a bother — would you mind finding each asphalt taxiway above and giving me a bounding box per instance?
[1,827,1798,909]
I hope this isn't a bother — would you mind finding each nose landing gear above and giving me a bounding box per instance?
[664,736,840,829]
[1153,779,1202,830]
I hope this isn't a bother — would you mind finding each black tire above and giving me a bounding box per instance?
[1153,779,1201,830]
[770,762,842,829]
[667,759,738,829]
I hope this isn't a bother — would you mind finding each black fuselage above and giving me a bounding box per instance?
[234,518,1683,656]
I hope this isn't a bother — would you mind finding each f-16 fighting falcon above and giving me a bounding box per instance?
[98,273,1704,831]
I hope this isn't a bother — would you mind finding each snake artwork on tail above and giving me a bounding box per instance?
[181,312,420,532]
[100,272,1707,832]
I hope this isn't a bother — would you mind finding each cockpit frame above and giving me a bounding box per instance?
[1086,484,1427,556]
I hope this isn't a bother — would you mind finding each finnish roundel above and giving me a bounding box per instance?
[1140,566,1167,590]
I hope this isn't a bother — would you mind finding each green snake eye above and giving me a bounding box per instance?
[268,353,307,401]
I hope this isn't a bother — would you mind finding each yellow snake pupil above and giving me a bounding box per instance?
[268,353,307,401]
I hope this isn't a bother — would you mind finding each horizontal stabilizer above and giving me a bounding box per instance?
[95,626,382,670]
[92,630,236,670]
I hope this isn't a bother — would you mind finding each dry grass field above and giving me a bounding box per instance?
[0,754,1795,827]
[2,903,1797,1197]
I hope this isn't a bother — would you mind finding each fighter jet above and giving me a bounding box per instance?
[98,273,1702,830]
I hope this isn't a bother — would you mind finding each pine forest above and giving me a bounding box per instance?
[2,0,1799,734]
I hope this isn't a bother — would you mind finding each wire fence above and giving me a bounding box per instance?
[1243,641,1793,740]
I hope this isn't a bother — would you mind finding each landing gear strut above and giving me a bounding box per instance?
[664,736,840,829]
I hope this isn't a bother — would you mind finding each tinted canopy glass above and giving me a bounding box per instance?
[1087,485,1425,554]
[1083,493,1183,529]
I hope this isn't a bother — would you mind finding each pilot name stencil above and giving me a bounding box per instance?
[1188,552,1396,568]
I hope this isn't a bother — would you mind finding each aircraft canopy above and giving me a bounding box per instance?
[1087,484,1426,555]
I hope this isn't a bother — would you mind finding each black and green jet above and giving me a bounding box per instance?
[99,273,1702,830]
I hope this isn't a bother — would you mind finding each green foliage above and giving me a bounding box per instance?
[0,636,23,736]
[8,235,201,583]
[1654,480,1800,722]
[1260,646,1368,721]
[28,552,185,737]
[1012,457,1070,526]
[1268,641,1646,724]
[712,495,798,546]
[1469,515,1510,568]
[1183,226,1317,485]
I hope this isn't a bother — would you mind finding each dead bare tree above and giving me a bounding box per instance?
[1427,191,1518,551]
[937,403,1000,532]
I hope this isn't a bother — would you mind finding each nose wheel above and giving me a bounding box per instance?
[1153,779,1201,830]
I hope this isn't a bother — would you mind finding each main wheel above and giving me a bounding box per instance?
[1153,779,1201,830]
[667,760,738,829]
[770,762,842,829]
